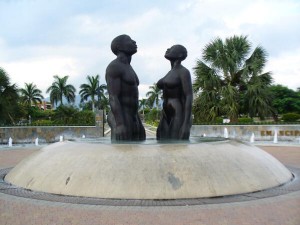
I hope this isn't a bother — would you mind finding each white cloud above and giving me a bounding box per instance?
[266,48,300,90]
[2,56,78,95]
[0,0,299,100]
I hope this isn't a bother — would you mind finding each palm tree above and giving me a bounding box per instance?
[139,98,148,117]
[46,75,76,107]
[19,83,44,107]
[99,92,109,112]
[193,35,273,122]
[97,83,108,110]
[0,67,19,124]
[146,83,162,110]
[79,75,99,112]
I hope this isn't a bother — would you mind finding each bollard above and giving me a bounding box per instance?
[59,136,63,142]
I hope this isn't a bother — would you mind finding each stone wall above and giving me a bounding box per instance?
[191,124,300,142]
[0,126,103,144]
[0,110,104,144]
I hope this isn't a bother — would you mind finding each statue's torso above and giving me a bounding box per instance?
[162,69,184,100]
[119,64,139,112]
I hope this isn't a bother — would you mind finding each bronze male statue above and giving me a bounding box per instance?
[156,45,193,140]
[105,34,146,141]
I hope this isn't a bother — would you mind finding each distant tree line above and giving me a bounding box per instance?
[0,69,108,126]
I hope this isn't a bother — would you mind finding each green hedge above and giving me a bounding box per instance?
[282,113,300,122]
[238,117,254,123]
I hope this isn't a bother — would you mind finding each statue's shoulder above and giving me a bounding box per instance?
[179,66,191,77]
[106,59,123,79]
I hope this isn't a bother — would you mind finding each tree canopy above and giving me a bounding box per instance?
[46,75,76,107]
[19,83,44,107]
[269,85,300,115]
[79,74,108,112]
[193,35,274,122]
[79,75,99,112]
[146,83,162,109]
[0,67,20,125]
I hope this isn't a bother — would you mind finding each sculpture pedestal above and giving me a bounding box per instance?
[5,140,292,199]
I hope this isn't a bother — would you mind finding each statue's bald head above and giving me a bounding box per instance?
[111,34,130,55]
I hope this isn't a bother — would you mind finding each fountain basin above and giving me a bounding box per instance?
[5,140,292,199]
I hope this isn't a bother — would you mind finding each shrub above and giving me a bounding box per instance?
[52,106,95,125]
[31,120,54,126]
[76,110,95,125]
[145,108,161,123]
[281,113,300,122]
[238,117,253,123]
[215,117,223,123]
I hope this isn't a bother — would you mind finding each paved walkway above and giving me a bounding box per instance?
[0,144,299,225]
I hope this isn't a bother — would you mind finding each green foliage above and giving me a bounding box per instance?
[193,35,273,122]
[52,105,95,125]
[19,83,44,108]
[29,108,54,120]
[46,75,76,106]
[146,83,162,109]
[79,75,108,112]
[238,117,253,123]
[31,119,54,126]
[281,113,300,122]
[215,117,224,123]
[269,85,300,114]
[144,108,161,124]
[76,110,95,125]
[52,105,77,124]
[0,67,21,125]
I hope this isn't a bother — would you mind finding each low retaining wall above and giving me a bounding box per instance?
[1,124,299,144]
[0,110,104,144]
[0,126,103,144]
[191,124,300,142]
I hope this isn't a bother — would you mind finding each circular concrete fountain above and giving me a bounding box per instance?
[5,139,292,199]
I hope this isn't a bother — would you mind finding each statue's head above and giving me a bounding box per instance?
[111,34,137,56]
[165,45,187,61]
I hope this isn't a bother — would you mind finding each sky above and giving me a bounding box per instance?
[0,0,300,99]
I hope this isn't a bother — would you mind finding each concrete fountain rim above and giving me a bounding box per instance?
[4,139,293,200]
[0,166,298,206]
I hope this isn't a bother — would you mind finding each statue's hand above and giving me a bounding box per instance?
[179,124,190,140]
[115,124,128,140]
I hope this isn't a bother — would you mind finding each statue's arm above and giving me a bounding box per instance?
[180,69,193,138]
[106,65,127,139]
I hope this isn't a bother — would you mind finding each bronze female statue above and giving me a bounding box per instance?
[156,45,193,140]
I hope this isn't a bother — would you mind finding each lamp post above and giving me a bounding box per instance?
[96,84,104,136]
[97,85,101,111]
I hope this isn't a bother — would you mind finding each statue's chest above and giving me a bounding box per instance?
[122,66,138,85]
[163,73,180,88]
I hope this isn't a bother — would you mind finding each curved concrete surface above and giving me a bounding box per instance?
[5,140,292,199]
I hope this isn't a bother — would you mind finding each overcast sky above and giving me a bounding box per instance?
[0,0,299,99]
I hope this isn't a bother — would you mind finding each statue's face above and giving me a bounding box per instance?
[119,35,137,55]
[165,45,187,61]
[165,46,181,60]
